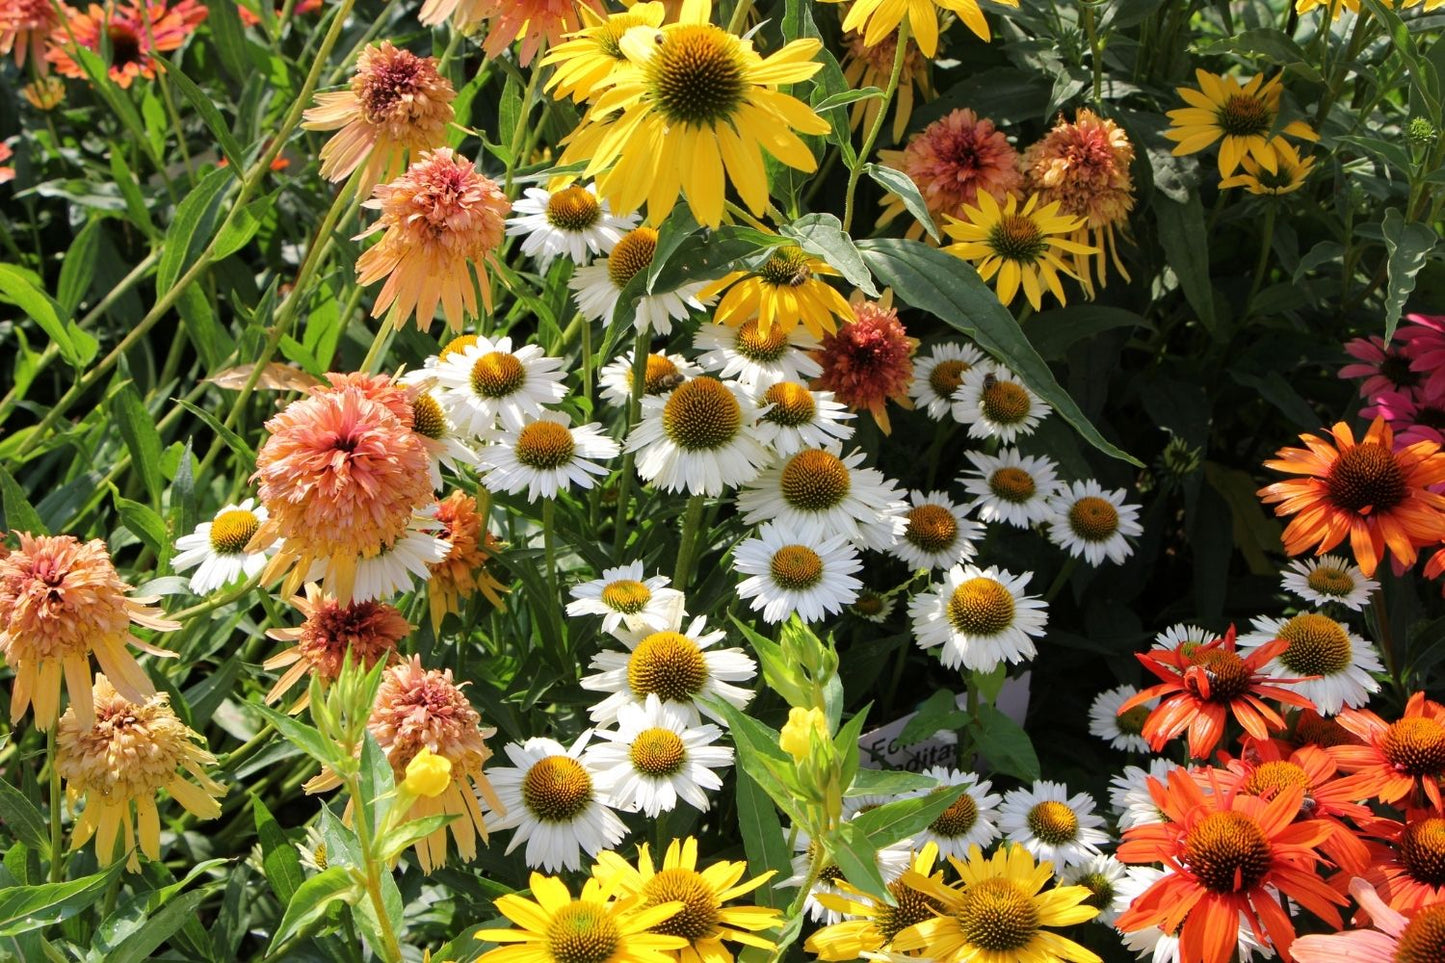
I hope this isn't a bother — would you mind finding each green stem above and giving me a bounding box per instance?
[1241,203,1277,322]
[611,330,651,555]
[773,844,828,963]
[504,57,546,196]
[1042,557,1079,603]
[542,497,558,599]
[47,725,62,883]
[726,0,756,32]
[343,773,405,963]
[841,20,910,234]
[359,324,395,374]
[672,494,707,589]
[1083,1,1103,103]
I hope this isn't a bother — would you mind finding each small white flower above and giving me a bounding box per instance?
[736,446,908,552]
[849,588,895,623]
[1046,479,1143,566]
[597,350,700,406]
[505,183,635,270]
[910,563,1048,672]
[581,613,757,726]
[999,780,1110,870]
[486,733,627,872]
[951,363,1050,442]
[1088,684,1156,754]
[958,447,1061,528]
[891,490,984,571]
[346,513,451,603]
[1280,555,1378,611]
[566,562,685,635]
[733,523,862,624]
[751,381,855,456]
[172,498,275,594]
[1237,612,1383,715]
[625,376,771,496]
[398,382,476,489]
[586,695,733,817]
[910,341,986,419]
[912,766,1001,859]
[477,412,620,503]
[432,335,567,438]
[1152,623,1218,650]
[570,226,710,335]
[692,318,821,391]
[1060,855,1129,926]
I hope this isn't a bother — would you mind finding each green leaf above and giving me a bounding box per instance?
[206,0,251,81]
[268,866,359,953]
[253,796,304,904]
[970,704,1040,782]
[846,768,941,796]
[57,219,103,316]
[377,814,456,863]
[0,466,47,535]
[644,206,701,293]
[1027,306,1149,360]
[781,213,878,297]
[857,238,1139,466]
[705,699,808,825]
[729,615,808,708]
[1154,195,1217,331]
[176,399,256,462]
[898,689,968,745]
[357,731,394,835]
[156,167,232,292]
[214,195,274,261]
[111,383,165,505]
[106,887,215,963]
[0,864,123,937]
[863,163,939,241]
[0,265,80,369]
[109,152,158,239]
[849,785,966,850]
[733,768,792,909]
[253,703,338,770]
[0,774,49,854]
[813,87,884,112]
[113,492,171,563]
[157,56,246,170]
[825,821,890,903]
[1381,209,1437,341]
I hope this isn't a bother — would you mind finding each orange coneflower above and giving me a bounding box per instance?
[1350,813,1445,915]
[46,0,206,88]
[0,533,177,730]
[305,656,501,873]
[426,490,507,634]
[1331,691,1445,810]
[417,0,604,66]
[1258,416,1445,577]
[1120,625,1315,760]
[263,583,409,711]
[810,292,918,434]
[302,41,455,191]
[355,148,511,333]
[0,141,13,184]
[1116,769,1345,963]
[1,0,58,71]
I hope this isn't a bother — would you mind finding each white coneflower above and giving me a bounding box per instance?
[958,447,1061,528]
[342,512,452,603]
[569,226,710,335]
[476,413,620,502]
[431,334,567,438]
[1279,555,1378,611]
[910,342,987,419]
[625,376,771,496]
[402,385,476,489]
[1046,480,1143,565]
[692,319,822,391]
[580,613,757,726]
[736,447,908,552]
[912,766,1001,859]
[505,182,635,270]
[1088,684,1155,753]
[849,588,895,623]
[891,490,984,571]
[1151,623,1217,651]
[951,364,1050,442]
[785,826,912,924]
[1108,759,1178,830]
[566,562,685,636]
[1237,612,1383,715]
[486,733,627,872]
[597,350,700,406]
[732,523,862,624]
[586,694,733,817]
[998,780,1110,870]
[1061,855,1130,927]
[172,499,276,594]
[751,381,855,456]
[909,563,1048,672]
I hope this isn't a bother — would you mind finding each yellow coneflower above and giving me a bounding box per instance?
[1218,138,1316,195]
[703,246,855,338]
[820,0,1018,57]
[540,2,668,104]
[0,533,177,730]
[942,192,1095,311]
[560,0,829,228]
[57,675,225,872]
[1165,69,1319,177]
[806,845,946,960]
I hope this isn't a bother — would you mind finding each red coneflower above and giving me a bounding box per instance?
[46,0,206,88]
[1257,416,1445,577]
[263,583,409,711]
[1331,691,1445,810]
[810,292,918,434]
[1115,769,1344,963]
[1120,625,1315,760]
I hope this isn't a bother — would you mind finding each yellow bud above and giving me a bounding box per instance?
[780,707,828,761]
[403,747,453,798]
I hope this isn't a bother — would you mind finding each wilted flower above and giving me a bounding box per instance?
[21,75,66,109]
[1218,138,1315,196]
[0,533,177,730]
[263,584,409,711]
[46,0,207,87]
[810,293,918,433]
[57,675,225,871]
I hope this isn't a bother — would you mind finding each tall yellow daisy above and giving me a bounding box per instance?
[806,844,946,960]
[891,844,1101,963]
[820,0,1019,57]
[541,2,667,104]
[1165,69,1319,177]
[560,0,830,228]
[702,246,855,337]
[942,192,1095,311]
[592,837,782,963]
[475,873,688,963]
[1218,138,1316,195]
